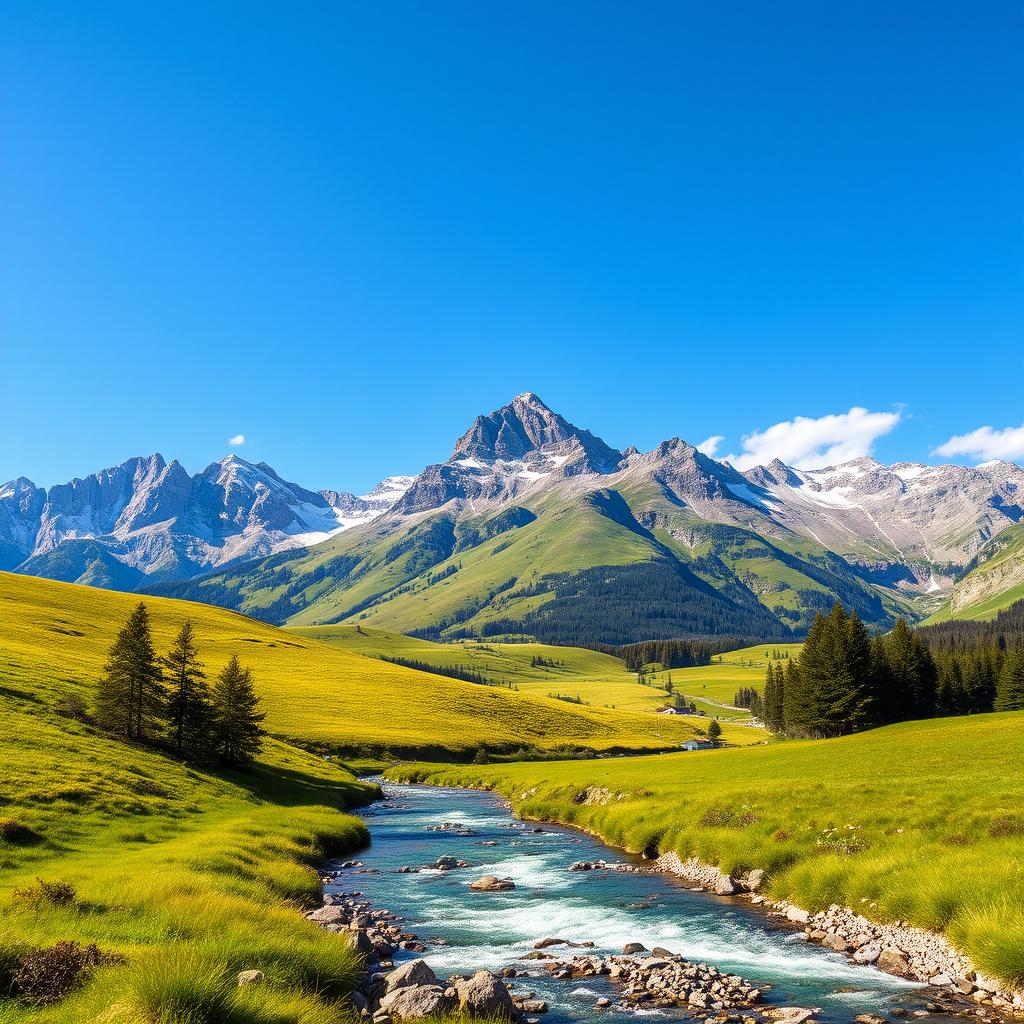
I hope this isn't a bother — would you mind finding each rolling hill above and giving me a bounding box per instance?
[1,571,748,759]
[293,623,759,720]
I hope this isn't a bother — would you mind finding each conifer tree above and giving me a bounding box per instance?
[876,618,937,722]
[763,662,785,733]
[995,645,1024,711]
[706,719,722,744]
[788,604,873,737]
[162,621,212,760]
[210,656,265,768]
[94,602,164,741]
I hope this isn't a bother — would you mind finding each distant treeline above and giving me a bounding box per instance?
[592,637,757,672]
[917,597,1024,714]
[733,686,763,717]
[759,601,1024,738]
[377,654,516,689]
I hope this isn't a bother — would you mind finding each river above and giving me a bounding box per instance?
[330,780,960,1024]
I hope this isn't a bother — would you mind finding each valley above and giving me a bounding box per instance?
[3,402,1023,1022]
[3,558,1024,1021]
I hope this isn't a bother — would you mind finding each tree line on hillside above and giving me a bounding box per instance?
[759,603,1024,738]
[596,637,752,672]
[917,597,1024,714]
[93,602,266,768]
[733,686,763,717]
[376,653,514,688]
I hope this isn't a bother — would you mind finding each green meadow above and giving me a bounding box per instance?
[1,573,744,759]
[294,624,763,732]
[390,712,1024,987]
[0,616,376,1022]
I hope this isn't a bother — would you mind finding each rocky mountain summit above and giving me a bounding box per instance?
[0,454,408,586]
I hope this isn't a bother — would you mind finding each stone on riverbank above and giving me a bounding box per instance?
[379,984,455,1019]
[385,959,438,993]
[457,970,518,1017]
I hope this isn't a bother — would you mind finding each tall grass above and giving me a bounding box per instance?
[0,807,368,1023]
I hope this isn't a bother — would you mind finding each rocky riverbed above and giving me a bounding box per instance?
[303,782,1016,1024]
[655,852,1021,1016]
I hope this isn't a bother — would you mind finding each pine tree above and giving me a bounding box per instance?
[162,621,212,760]
[995,645,1024,711]
[783,613,821,735]
[876,618,937,722]
[707,720,722,744]
[210,656,266,769]
[94,602,164,741]
[789,604,873,737]
[763,662,785,734]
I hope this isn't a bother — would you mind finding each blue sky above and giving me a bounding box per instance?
[2,1,1022,491]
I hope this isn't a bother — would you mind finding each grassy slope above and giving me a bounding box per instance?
[292,624,761,728]
[160,479,916,641]
[1,571,744,761]
[924,523,1024,624]
[287,493,657,632]
[0,604,377,1021]
[390,712,1024,986]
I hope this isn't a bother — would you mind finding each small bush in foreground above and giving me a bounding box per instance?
[0,817,40,845]
[13,878,77,909]
[12,941,121,1005]
[54,693,89,720]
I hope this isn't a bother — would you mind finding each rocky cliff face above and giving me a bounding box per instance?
[450,392,622,470]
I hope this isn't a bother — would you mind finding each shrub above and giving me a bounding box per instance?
[988,816,1024,838]
[54,693,89,720]
[12,878,77,909]
[11,941,120,1005]
[0,818,40,845]
[700,806,760,829]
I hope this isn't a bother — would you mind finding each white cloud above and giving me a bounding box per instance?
[696,435,724,457]
[723,407,902,471]
[933,424,1024,463]
[228,434,246,447]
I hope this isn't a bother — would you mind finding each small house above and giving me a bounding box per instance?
[681,739,715,751]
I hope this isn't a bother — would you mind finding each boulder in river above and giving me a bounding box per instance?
[469,874,516,892]
[433,855,469,870]
[456,969,518,1017]
[763,1009,819,1023]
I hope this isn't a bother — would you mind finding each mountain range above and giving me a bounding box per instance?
[5,393,1022,642]
[0,455,412,588]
